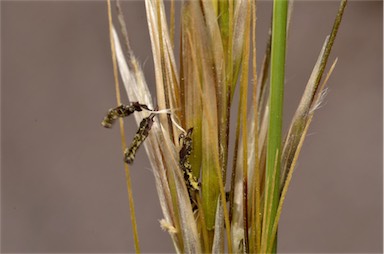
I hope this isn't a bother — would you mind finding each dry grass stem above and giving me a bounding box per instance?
[106,0,140,252]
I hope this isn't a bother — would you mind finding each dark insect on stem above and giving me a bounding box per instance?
[179,128,199,210]
[101,102,152,128]
[124,113,156,164]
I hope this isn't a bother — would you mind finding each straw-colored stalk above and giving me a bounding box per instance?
[104,0,347,253]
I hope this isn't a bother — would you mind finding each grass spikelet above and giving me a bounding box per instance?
[103,0,347,253]
[268,58,338,253]
[281,0,347,189]
[280,35,329,189]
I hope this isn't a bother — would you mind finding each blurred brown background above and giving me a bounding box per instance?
[1,1,382,253]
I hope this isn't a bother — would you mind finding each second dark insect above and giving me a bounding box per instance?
[179,128,199,210]
[124,113,156,164]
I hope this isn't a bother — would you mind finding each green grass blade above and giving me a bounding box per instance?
[264,0,288,252]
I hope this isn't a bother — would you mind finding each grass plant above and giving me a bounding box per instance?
[104,0,347,253]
